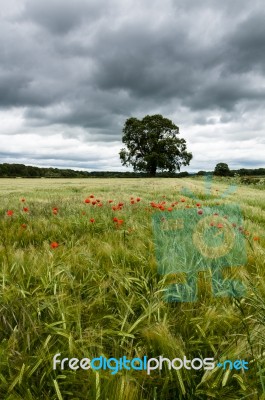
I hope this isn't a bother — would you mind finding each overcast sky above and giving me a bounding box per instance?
[1,0,265,172]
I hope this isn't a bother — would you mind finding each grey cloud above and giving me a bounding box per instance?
[0,0,264,170]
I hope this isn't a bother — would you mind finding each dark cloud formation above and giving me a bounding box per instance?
[0,0,264,170]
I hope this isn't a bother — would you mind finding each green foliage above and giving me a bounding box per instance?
[119,114,193,176]
[214,163,232,177]
[0,178,265,398]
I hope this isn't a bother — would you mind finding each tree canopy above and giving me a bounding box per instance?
[214,163,231,176]
[119,114,192,176]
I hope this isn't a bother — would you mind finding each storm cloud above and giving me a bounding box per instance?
[0,0,264,171]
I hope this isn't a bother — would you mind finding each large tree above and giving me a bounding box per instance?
[119,114,192,176]
[214,163,231,176]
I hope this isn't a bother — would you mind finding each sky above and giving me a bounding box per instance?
[0,0,265,172]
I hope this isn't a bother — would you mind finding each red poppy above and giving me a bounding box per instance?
[181,198,186,202]
[217,223,223,228]
[136,197,141,202]
[108,200,113,203]
[113,217,118,222]
[198,210,203,215]
[253,236,260,241]
[53,209,58,215]
[21,223,27,229]
[91,201,97,205]
[84,198,91,204]
[97,203,103,207]
[50,242,59,249]
[90,218,95,223]
[23,207,29,212]
[131,200,135,204]
[196,203,201,207]
[53,207,58,211]
[167,207,173,211]
[89,195,95,198]
[21,198,26,202]
[7,210,14,216]
[96,199,101,203]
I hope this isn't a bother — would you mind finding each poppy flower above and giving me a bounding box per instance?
[196,203,201,207]
[198,210,203,215]
[181,199,186,202]
[108,200,113,203]
[23,207,29,212]
[136,197,141,202]
[167,207,173,211]
[90,218,95,223]
[217,223,223,228]
[50,242,59,249]
[84,198,91,204]
[21,223,27,229]
[113,217,118,222]
[53,209,58,215]
[253,236,260,241]
[96,199,101,203]
[21,198,26,202]
[92,201,97,205]
[117,219,124,225]
[131,200,135,204]
[7,210,14,216]
[89,195,95,198]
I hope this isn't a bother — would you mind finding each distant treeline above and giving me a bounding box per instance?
[0,163,265,178]
[0,163,190,178]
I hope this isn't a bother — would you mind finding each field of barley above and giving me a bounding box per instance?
[0,177,265,400]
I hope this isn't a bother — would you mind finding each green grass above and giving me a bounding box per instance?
[0,177,265,399]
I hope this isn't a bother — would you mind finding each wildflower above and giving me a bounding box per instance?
[21,198,26,202]
[50,242,59,249]
[253,236,260,241]
[136,197,141,202]
[198,210,203,215]
[21,223,27,229]
[217,223,223,228]
[131,200,135,204]
[167,207,173,211]
[96,199,101,203]
[53,209,58,215]
[7,210,14,216]
[181,198,186,202]
[84,198,91,204]
[90,218,95,223]
[196,203,201,207]
[92,201,97,205]
[113,217,118,222]
[23,207,29,212]
[117,219,124,225]
[89,195,94,198]
[108,200,113,203]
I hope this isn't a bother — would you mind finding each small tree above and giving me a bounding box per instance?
[119,114,192,176]
[214,163,231,176]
